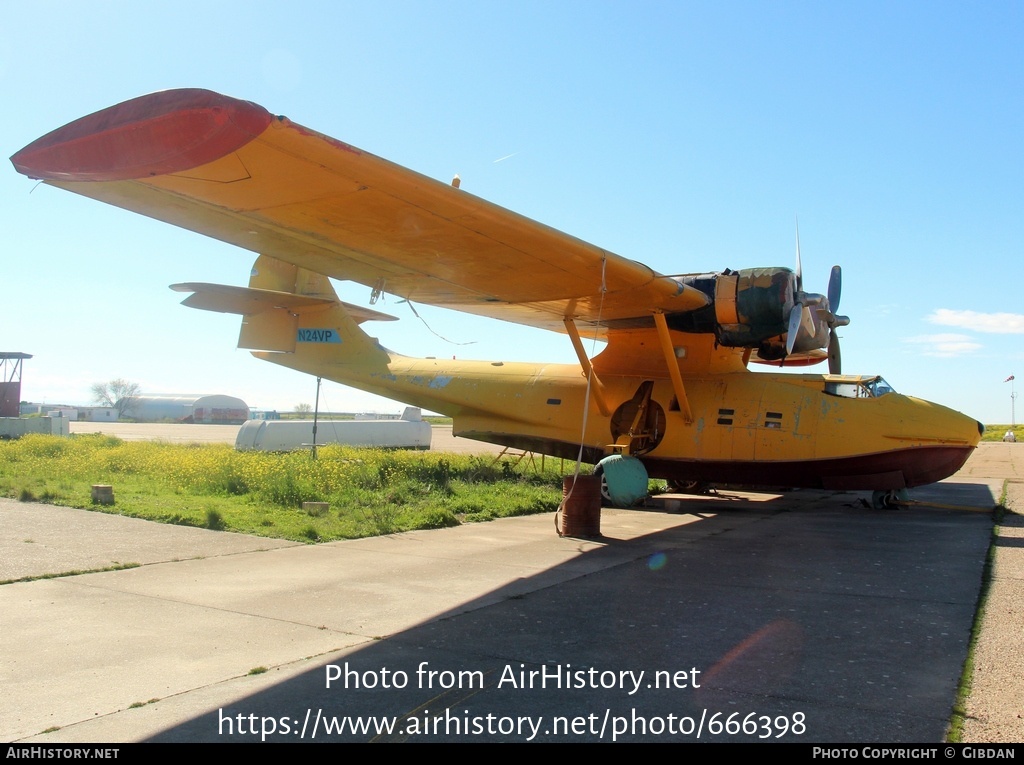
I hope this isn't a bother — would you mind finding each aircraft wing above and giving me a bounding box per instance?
[12,89,709,335]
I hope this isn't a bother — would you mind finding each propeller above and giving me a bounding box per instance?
[822,266,850,374]
[827,264,841,312]
[785,225,850,374]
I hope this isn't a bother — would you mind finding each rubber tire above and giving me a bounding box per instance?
[871,490,898,510]
[668,478,710,495]
[593,465,612,506]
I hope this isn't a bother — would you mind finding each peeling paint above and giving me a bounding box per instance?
[428,375,454,389]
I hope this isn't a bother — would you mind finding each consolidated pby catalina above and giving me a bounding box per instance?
[11,89,984,508]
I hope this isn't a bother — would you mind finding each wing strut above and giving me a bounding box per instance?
[563,318,611,416]
[653,312,694,424]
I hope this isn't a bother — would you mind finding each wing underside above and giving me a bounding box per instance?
[13,89,709,335]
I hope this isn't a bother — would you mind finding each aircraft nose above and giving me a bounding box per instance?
[895,401,985,486]
[939,403,985,446]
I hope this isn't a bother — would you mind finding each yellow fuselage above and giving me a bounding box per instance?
[259,347,982,491]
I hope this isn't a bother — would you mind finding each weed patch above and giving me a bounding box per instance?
[1,562,140,586]
[0,435,568,542]
[946,482,1006,741]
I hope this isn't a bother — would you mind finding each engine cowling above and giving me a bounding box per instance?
[669,268,793,357]
[668,267,846,365]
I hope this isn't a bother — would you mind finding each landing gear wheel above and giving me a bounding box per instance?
[593,465,612,506]
[668,478,710,495]
[871,490,902,510]
[594,456,649,507]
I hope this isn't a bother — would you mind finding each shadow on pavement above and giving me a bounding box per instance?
[148,485,996,743]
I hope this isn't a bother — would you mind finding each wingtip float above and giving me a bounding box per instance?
[12,89,984,508]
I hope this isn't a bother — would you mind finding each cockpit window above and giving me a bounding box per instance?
[866,377,894,397]
[824,377,896,399]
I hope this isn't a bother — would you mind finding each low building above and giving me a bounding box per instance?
[78,407,119,422]
[249,410,282,420]
[126,394,250,424]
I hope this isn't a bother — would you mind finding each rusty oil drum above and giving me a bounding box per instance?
[558,475,601,537]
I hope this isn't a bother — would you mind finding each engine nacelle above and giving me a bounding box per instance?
[669,268,802,360]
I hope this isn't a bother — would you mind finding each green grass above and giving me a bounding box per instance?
[0,433,567,543]
[982,424,1022,442]
[946,481,1008,741]
[0,562,141,586]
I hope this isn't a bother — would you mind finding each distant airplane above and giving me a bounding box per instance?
[12,89,984,508]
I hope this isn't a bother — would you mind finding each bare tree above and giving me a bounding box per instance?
[294,402,313,415]
[91,379,141,418]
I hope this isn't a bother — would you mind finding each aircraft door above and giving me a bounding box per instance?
[728,398,759,461]
[716,378,765,461]
[754,385,818,461]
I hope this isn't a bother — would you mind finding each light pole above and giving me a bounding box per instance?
[1007,375,1017,429]
[312,376,322,460]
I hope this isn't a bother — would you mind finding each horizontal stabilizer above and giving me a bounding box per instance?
[170,282,398,324]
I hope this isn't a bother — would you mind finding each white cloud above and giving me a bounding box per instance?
[904,333,983,357]
[927,309,1024,334]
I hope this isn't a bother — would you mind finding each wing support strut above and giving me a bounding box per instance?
[653,311,694,424]
[563,318,611,416]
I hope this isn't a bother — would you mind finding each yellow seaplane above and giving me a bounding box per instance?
[11,89,983,508]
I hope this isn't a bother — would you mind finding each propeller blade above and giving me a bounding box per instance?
[786,226,849,366]
[828,265,842,313]
[794,218,803,291]
[786,302,804,355]
[828,326,842,374]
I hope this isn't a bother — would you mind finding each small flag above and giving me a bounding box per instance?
[1006,375,1016,382]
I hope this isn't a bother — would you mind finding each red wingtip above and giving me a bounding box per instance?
[11,88,273,182]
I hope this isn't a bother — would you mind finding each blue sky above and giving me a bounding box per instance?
[2,1,1021,423]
